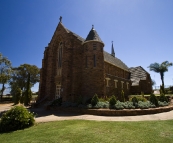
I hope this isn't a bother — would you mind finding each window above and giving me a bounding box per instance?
[57,43,63,76]
[93,43,97,50]
[121,81,124,89]
[57,43,63,68]
[94,55,96,67]
[105,78,110,87]
[126,82,129,89]
[114,80,118,88]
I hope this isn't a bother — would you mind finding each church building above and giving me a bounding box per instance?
[38,17,152,102]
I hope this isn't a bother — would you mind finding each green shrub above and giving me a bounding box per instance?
[130,96,147,102]
[135,101,156,109]
[150,94,158,106]
[103,102,109,108]
[123,101,135,109]
[159,93,168,102]
[130,96,138,102]
[137,101,150,109]
[0,106,35,132]
[158,101,169,107]
[115,101,124,110]
[109,95,117,106]
[24,89,32,106]
[13,88,21,104]
[87,104,92,109]
[51,98,62,106]
[95,102,109,109]
[99,98,107,102]
[136,96,147,102]
[130,97,138,107]
[91,94,99,106]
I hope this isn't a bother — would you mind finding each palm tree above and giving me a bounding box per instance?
[148,61,172,93]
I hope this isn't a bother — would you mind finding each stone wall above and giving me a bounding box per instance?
[104,62,131,100]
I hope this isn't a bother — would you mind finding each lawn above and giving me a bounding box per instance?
[0,120,173,143]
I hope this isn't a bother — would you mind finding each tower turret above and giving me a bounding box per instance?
[82,25,105,100]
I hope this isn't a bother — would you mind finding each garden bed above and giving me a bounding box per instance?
[46,94,173,116]
[47,104,173,116]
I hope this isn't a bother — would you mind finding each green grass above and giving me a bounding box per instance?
[0,120,173,143]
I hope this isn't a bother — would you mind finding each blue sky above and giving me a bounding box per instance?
[0,0,173,93]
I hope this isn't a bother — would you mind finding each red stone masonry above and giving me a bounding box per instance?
[38,21,152,103]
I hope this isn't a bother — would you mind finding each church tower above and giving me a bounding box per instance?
[82,25,105,100]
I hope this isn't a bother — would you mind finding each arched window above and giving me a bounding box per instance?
[57,42,63,76]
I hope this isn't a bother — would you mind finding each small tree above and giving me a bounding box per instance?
[121,90,125,102]
[13,87,21,104]
[24,73,32,106]
[150,93,158,106]
[159,89,168,102]
[91,94,99,106]
[109,95,117,106]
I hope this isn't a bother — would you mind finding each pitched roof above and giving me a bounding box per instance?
[66,28,85,42]
[104,51,129,71]
[129,66,148,86]
[63,24,129,71]
[85,27,103,43]
[58,22,84,42]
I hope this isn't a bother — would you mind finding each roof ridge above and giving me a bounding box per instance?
[66,28,85,41]
[103,51,129,71]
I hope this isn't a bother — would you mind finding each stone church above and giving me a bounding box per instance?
[38,17,152,102]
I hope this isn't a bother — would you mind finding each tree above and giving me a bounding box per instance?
[0,53,12,101]
[148,61,172,93]
[11,64,40,90]
[24,73,32,105]
[10,64,40,104]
